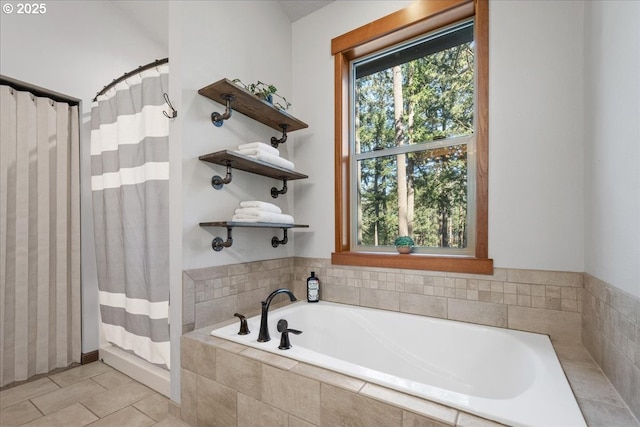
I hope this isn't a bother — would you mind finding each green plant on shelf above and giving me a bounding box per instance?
[394,236,415,247]
[394,235,415,254]
[232,79,291,111]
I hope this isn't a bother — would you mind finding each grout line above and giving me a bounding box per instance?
[29,397,46,418]
[79,401,101,420]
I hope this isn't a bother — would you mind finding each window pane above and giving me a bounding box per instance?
[354,22,474,155]
[356,144,468,250]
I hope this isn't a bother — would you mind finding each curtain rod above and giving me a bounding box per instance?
[2,75,81,105]
[93,57,168,102]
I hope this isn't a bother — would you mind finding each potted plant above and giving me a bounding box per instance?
[232,79,291,111]
[394,236,414,254]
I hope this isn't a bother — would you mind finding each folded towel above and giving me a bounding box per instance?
[232,212,294,224]
[237,142,280,156]
[239,201,282,213]
[235,151,295,170]
[236,148,277,158]
[235,207,281,216]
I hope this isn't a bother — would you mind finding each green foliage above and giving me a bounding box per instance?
[232,79,291,111]
[394,236,415,247]
[354,39,474,250]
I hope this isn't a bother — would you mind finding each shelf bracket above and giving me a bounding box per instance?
[270,124,289,148]
[271,228,289,248]
[211,162,233,190]
[270,178,288,199]
[212,227,233,251]
[211,94,235,127]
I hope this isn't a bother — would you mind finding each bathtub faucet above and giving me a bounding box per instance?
[257,288,297,342]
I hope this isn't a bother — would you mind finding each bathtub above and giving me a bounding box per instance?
[210,301,586,427]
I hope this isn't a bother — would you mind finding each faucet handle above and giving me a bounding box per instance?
[276,319,288,333]
[234,313,250,335]
[277,319,302,350]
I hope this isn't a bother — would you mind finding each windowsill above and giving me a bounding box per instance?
[331,251,493,275]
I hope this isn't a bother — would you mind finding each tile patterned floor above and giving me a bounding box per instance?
[1,344,638,427]
[0,362,189,427]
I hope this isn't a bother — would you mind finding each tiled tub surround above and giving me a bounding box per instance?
[183,258,295,334]
[293,259,584,344]
[181,328,509,427]
[182,257,639,425]
[582,274,640,420]
[183,258,584,343]
[181,327,638,427]
[210,301,586,426]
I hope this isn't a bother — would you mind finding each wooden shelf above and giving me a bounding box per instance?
[198,78,308,132]
[197,79,311,251]
[200,222,309,251]
[200,222,309,229]
[199,150,307,181]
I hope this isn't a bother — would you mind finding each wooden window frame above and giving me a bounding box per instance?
[331,0,492,274]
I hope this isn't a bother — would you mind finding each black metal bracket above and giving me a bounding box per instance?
[270,178,288,198]
[211,94,234,127]
[270,124,289,147]
[271,228,289,248]
[212,227,233,251]
[211,162,233,190]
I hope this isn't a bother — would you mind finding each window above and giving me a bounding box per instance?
[352,21,474,255]
[332,0,492,274]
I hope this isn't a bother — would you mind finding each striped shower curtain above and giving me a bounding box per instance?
[90,64,170,369]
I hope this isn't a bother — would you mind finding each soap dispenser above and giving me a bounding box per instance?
[307,272,320,303]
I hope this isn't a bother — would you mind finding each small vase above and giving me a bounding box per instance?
[259,94,273,104]
[397,246,411,254]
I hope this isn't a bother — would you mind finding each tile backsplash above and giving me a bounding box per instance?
[182,258,294,333]
[582,274,640,420]
[183,257,583,343]
[293,258,583,344]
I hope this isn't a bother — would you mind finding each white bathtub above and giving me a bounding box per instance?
[211,301,586,427]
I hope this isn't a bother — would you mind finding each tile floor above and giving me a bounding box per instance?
[0,343,638,427]
[0,362,189,427]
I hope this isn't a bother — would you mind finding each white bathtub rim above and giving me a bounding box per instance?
[210,301,586,427]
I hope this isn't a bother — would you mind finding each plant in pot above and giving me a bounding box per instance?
[232,79,291,111]
[394,236,415,254]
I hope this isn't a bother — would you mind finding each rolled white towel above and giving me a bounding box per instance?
[239,201,282,213]
[232,212,294,224]
[236,151,294,170]
[237,142,280,156]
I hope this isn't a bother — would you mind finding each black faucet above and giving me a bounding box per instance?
[257,288,297,342]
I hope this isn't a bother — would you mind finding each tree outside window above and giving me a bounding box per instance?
[352,21,475,255]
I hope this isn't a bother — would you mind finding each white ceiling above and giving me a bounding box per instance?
[278,0,334,22]
[107,0,334,51]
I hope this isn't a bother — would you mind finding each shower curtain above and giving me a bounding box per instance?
[90,64,170,369]
[0,84,81,387]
